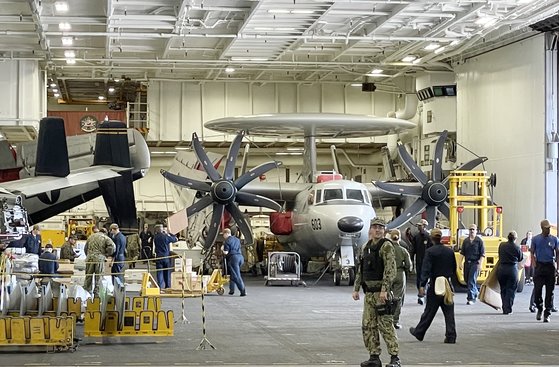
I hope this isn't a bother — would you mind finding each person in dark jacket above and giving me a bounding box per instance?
[460,223,485,304]
[109,223,127,285]
[24,225,42,255]
[153,224,177,289]
[497,231,523,315]
[223,228,246,296]
[409,228,457,344]
[139,223,154,260]
[39,244,59,282]
[411,219,432,305]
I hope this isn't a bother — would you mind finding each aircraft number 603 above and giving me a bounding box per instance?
[311,218,322,230]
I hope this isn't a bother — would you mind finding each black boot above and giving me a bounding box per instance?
[360,354,381,367]
[386,355,401,367]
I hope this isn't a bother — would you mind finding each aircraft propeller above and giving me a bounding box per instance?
[373,130,487,230]
[161,130,282,249]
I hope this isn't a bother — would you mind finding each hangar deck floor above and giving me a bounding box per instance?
[2,275,558,367]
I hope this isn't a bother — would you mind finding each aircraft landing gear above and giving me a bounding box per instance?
[332,266,355,286]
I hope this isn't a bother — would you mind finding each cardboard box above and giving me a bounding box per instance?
[174,257,193,272]
[170,271,201,291]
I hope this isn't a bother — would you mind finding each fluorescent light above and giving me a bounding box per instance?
[450,40,460,46]
[50,83,56,87]
[412,58,422,64]
[231,57,268,61]
[55,1,69,12]
[61,37,73,46]
[98,96,105,100]
[475,15,496,26]
[424,43,440,51]
[114,78,120,82]
[64,50,75,58]
[66,58,75,64]
[174,147,190,151]
[350,83,362,87]
[366,73,389,77]
[54,93,60,98]
[225,67,235,73]
[401,55,417,62]
[58,22,71,31]
[52,88,59,93]
[275,152,303,156]
[286,147,304,151]
[254,27,274,31]
[108,87,115,93]
[291,10,315,14]
[434,47,446,54]
[268,9,290,14]
[268,9,315,14]
[518,0,535,3]
[371,69,383,74]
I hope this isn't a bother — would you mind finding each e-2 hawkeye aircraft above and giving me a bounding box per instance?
[161,113,414,285]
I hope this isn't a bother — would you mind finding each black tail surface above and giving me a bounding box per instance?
[35,117,70,177]
[95,121,138,234]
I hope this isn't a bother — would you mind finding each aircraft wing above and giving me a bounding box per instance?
[241,181,311,203]
[0,165,127,198]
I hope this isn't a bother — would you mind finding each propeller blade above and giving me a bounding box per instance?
[240,143,250,176]
[431,130,448,182]
[397,141,428,185]
[442,157,488,186]
[226,202,254,245]
[186,195,214,217]
[160,169,211,192]
[386,198,427,229]
[373,181,423,197]
[204,203,225,249]
[235,161,282,189]
[425,205,437,230]
[192,132,221,182]
[236,192,282,211]
[224,130,246,181]
[438,202,465,229]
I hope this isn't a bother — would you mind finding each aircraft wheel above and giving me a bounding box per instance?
[333,270,341,286]
[348,268,355,286]
[516,268,525,293]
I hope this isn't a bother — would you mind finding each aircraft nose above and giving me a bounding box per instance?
[337,216,364,233]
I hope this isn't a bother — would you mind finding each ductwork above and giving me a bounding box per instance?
[387,93,418,120]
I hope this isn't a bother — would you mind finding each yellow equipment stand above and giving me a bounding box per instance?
[84,295,173,337]
[0,316,76,352]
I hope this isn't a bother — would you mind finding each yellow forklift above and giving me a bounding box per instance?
[447,170,528,292]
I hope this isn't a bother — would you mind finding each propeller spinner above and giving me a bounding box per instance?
[374,130,487,230]
[161,130,282,249]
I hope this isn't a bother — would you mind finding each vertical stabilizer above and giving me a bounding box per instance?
[35,117,70,177]
[94,121,138,234]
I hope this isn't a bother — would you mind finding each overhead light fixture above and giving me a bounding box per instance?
[434,47,446,54]
[225,67,235,73]
[114,78,120,82]
[401,55,417,62]
[475,15,497,26]
[66,58,75,64]
[61,37,73,46]
[518,0,535,3]
[450,40,460,46]
[275,152,303,156]
[350,83,362,87]
[64,50,75,58]
[231,57,268,61]
[52,88,59,93]
[370,69,383,74]
[424,43,440,51]
[412,58,422,64]
[58,22,71,31]
[98,96,105,100]
[286,147,304,151]
[268,9,316,14]
[108,87,115,93]
[174,146,190,151]
[50,83,56,87]
[54,93,60,98]
[55,1,69,12]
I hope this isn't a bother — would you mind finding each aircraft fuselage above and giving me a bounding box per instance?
[278,179,376,259]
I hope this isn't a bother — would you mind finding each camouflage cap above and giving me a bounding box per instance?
[430,228,443,238]
[370,217,386,227]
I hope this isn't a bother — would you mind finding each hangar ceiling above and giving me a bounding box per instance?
[1,0,557,103]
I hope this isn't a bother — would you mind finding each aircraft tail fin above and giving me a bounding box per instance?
[94,121,138,234]
[35,117,70,177]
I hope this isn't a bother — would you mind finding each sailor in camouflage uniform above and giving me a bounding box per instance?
[84,231,116,296]
[352,217,400,367]
[126,233,141,269]
[389,229,412,330]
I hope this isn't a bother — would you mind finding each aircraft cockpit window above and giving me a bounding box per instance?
[346,189,365,202]
[324,189,343,201]
[316,189,322,204]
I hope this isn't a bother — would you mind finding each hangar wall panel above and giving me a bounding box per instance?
[0,60,44,129]
[455,34,545,232]
[148,81,396,144]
